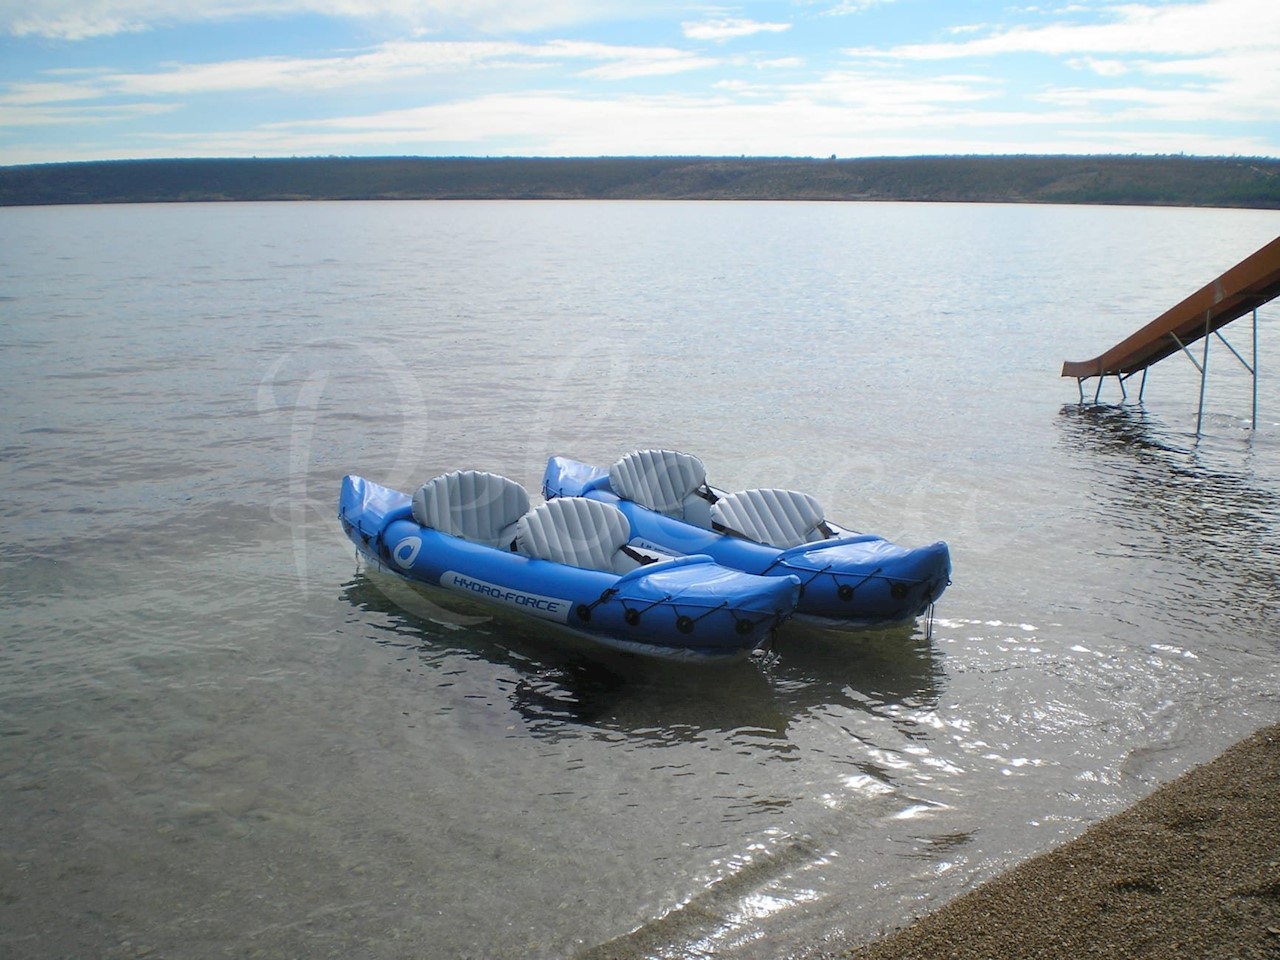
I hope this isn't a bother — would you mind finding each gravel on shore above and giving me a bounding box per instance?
[836,722,1280,960]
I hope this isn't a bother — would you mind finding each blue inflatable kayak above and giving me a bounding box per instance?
[339,472,801,662]
[542,451,951,628]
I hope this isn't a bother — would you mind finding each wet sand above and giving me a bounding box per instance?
[835,722,1280,960]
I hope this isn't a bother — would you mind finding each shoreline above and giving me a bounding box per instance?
[3,155,1280,208]
[830,722,1280,960]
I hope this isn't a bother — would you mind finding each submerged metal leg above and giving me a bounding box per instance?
[1138,367,1149,403]
[1254,307,1259,429]
[1196,311,1211,437]
[1207,309,1260,429]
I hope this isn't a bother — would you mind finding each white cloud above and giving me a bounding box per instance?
[1041,48,1280,123]
[845,0,1280,60]
[0,79,110,106]
[681,18,791,42]
[579,54,720,81]
[820,0,897,14]
[538,40,719,80]
[7,73,1275,165]
[1068,56,1129,77]
[795,69,999,115]
[2,0,1276,163]
[835,0,1280,133]
[261,70,1014,152]
[123,78,1269,159]
[0,100,174,128]
[0,0,626,39]
[1,37,716,105]
[9,11,145,40]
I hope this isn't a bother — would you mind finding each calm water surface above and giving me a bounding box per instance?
[2,200,1279,959]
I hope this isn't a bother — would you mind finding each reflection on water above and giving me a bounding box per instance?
[332,564,956,960]
[340,568,942,747]
[1057,403,1280,633]
[1057,403,1195,457]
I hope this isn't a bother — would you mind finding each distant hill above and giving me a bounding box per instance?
[2,155,1279,208]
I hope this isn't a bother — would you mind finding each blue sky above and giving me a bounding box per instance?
[1,0,1277,165]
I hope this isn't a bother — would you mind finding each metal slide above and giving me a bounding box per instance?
[1062,235,1280,431]
[1062,236,1280,381]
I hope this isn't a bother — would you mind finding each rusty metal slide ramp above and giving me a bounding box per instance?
[1062,235,1280,381]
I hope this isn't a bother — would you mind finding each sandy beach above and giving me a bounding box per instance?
[832,723,1280,960]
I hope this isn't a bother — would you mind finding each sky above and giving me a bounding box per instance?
[1,0,1278,166]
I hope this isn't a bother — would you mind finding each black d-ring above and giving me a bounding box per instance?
[676,615,695,634]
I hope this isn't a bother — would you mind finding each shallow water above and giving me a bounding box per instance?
[2,200,1278,959]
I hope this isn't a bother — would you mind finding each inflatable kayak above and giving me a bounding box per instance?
[542,450,951,628]
[338,471,801,662]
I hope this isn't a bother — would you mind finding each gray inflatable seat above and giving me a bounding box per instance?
[710,488,829,549]
[411,470,530,547]
[608,449,712,528]
[515,496,640,574]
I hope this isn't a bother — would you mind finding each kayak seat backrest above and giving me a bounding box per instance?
[608,449,712,529]
[710,488,828,549]
[515,496,639,574]
[412,470,530,548]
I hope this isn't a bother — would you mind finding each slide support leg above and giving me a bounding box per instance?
[1253,307,1259,430]
[1195,311,1211,437]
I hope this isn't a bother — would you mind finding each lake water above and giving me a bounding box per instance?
[2,199,1278,960]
